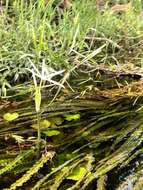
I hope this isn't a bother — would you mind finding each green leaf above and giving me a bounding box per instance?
[3,112,19,121]
[67,166,87,181]
[40,120,51,128]
[32,119,51,129]
[64,114,80,121]
[50,117,64,125]
[35,87,41,113]
[43,130,61,136]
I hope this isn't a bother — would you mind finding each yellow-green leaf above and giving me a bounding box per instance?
[67,166,87,181]
[50,117,64,125]
[32,120,51,129]
[3,112,19,121]
[35,87,41,113]
[64,114,80,121]
[50,122,57,128]
[43,130,61,136]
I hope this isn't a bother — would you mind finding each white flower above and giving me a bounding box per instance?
[27,59,65,88]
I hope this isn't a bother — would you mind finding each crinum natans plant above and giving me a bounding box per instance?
[27,59,64,157]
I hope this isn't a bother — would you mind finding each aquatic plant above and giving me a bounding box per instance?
[28,59,64,156]
[0,0,143,189]
[1,78,143,189]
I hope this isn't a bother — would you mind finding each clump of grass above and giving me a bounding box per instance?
[0,0,143,95]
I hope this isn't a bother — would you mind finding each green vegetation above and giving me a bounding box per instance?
[1,88,143,189]
[0,0,143,95]
[0,0,143,189]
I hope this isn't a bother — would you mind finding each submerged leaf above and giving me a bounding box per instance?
[64,114,80,121]
[3,112,19,121]
[97,175,107,190]
[31,120,51,129]
[0,149,34,175]
[9,151,55,190]
[67,166,87,181]
[43,130,61,136]
[50,117,64,125]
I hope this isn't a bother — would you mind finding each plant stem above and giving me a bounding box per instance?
[37,112,41,158]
